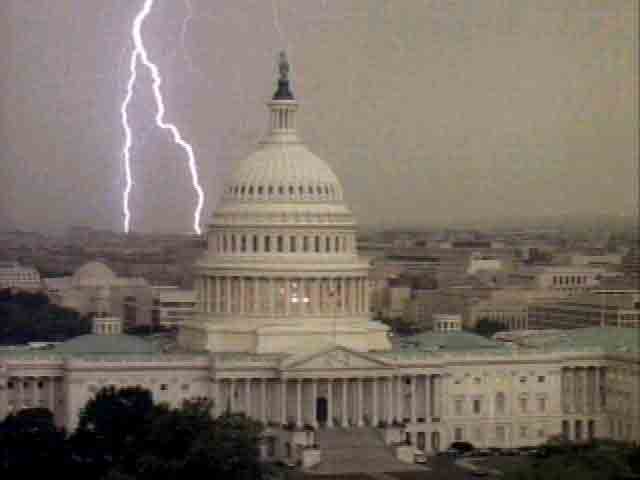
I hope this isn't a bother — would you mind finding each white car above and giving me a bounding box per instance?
[414,449,428,464]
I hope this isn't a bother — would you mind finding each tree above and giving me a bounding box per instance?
[473,318,505,338]
[72,385,155,475]
[0,408,69,475]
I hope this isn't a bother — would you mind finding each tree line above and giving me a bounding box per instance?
[0,289,90,345]
[0,386,271,479]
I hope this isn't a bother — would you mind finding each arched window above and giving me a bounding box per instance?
[303,236,309,252]
[258,186,264,195]
[240,186,246,195]
[314,236,320,253]
[241,235,247,252]
[277,236,284,252]
[278,185,284,195]
[264,236,271,252]
[298,185,304,195]
[248,186,254,195]
[252,235,258,252]
[334,236,340,252]
[231,235,236,252]
[325,237,331,252]
[268,185,274,195]
[290,236,297,253]
[289,185,294,195]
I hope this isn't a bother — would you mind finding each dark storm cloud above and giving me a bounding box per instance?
[0,0,637,233]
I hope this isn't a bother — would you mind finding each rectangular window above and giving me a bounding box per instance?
[455,399,464,416]
[290,236,296,252]
[160,384,168,391]
[473,399,481,414]
[519,398,528,413]
[496,426,505,442]
[520,426,528,439]
[537,397,546,413]
[264,236,271,252]
[519,376,527,383]
[538,376,545,383]
[454,428,463,441]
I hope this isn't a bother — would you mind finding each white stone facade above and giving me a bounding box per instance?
[0,58,638,468]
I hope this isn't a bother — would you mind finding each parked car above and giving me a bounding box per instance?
[475,448,493,457]
[488,447,502,456]
[470,468,490,477]
[501,448,519,456]
[414,449,428,464]
[445,447,463,457]
[450,441,475,453]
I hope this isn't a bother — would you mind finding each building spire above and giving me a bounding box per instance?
[273,50,294,100]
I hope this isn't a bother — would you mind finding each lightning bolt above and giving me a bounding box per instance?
[121,0,205,235]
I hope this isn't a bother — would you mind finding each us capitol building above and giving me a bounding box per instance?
[1,54,638,467]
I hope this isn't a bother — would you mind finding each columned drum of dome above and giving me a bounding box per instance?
[179,54,391,354]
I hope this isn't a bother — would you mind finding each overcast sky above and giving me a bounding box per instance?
[1,0,637,233]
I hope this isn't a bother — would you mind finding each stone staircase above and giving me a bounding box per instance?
[307,427,425,475]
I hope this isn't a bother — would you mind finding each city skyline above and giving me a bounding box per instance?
[1,1,637,233]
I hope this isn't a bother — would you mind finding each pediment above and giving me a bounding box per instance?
[282,346,392,371]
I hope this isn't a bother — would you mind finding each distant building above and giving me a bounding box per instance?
[43,261,153,327]
[0,261,41,292]
[508,266,603,296]
[151,286,196,328]
[528,289,640,330]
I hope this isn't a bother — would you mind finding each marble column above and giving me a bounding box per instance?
[211,379,219,417]
[17,378,23,411]
[280,380,287,425]
[386,377,393,424]
[269,279,275,315]
[229,379,235,412]
[311,379,318,428]
[216,277,222,313]
[245,379,251,417]
[424,375,431,419]
[239,278,245,315]
[327,380,334,427]
[284,280,290,316]
[340,278,346,314]
[582,369,588,414]
[396,376,403,422]
[226,278,232,314]
[364,279,369,313]
[341,378,349,427]
[49,378,56,413]
[33,378,40,407]
[410,376,416,424]
[261,379,267,423]
[594,368,601,412]
[357,378,364,427]
[296,379,303,428]
[372,378,379,426]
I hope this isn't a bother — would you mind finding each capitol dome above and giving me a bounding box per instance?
[179,52,391,355]
[71,261,117,287]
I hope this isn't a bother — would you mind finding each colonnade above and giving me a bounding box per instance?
[1,376,59,418]
[212,374,443,428]
[561,366,604,414]
[196,276,370,316]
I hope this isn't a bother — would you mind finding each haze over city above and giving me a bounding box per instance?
[1,0,637,234]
